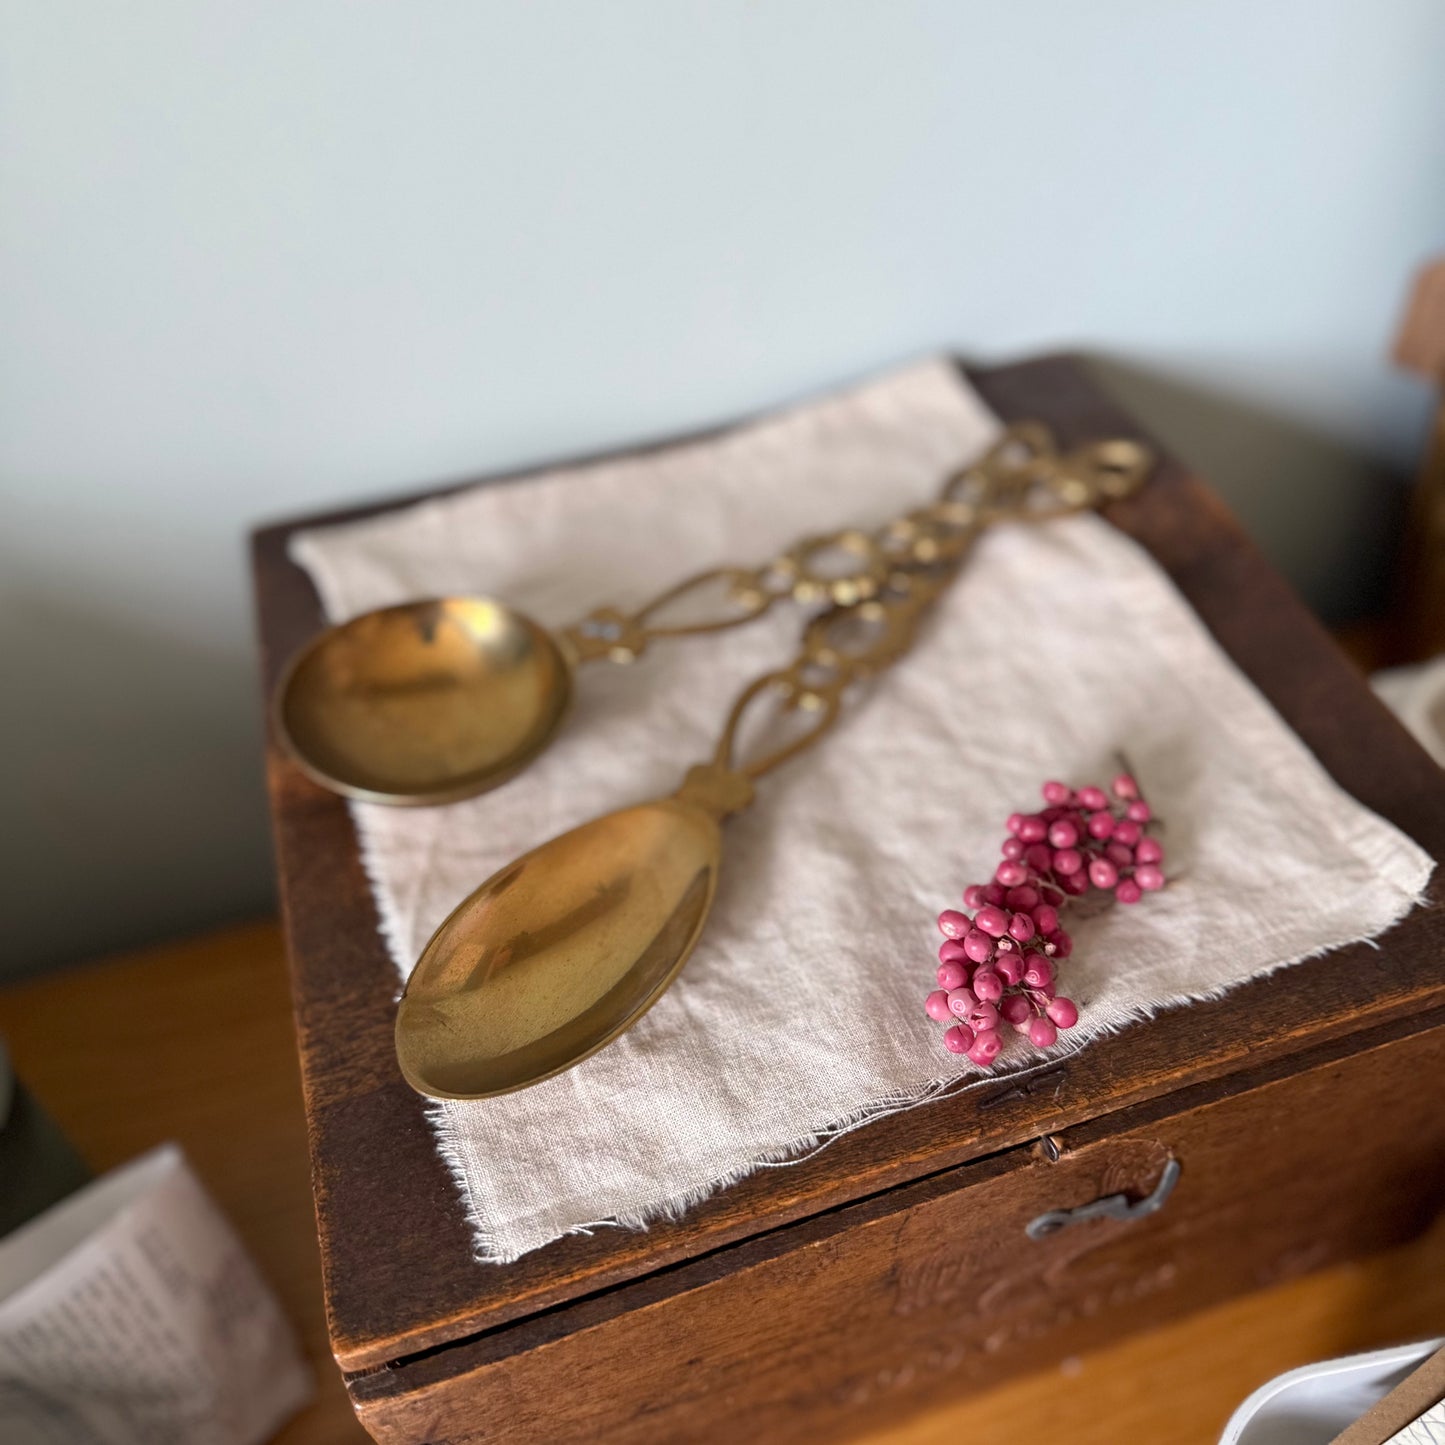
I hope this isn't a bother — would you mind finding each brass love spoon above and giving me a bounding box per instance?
[393,433,1154,1099]
[274,425,1118,806]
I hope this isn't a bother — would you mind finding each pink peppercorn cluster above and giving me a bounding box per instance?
[924,773,1165,1067]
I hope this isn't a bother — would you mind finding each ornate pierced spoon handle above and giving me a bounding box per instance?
[667,432,1155,820]
[557,426,1152,667]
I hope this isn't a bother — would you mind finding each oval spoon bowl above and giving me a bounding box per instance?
[395,798,721,1098]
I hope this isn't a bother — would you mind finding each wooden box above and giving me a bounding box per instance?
[252,357,1445,1445]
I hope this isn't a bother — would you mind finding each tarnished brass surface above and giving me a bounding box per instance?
[275,598,571,805]
[396,800,721,1098]
[275,423,1150,806]
[396,427,1156,1097]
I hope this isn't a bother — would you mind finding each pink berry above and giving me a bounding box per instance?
[967,1000,1000,1033]
[995,953,1024,986]
[925,989,952,1021]
[972,968,1003,1002]
[967,1029,1003,1065]
[936,960,968,990]
[928,779,1164,1067]
[943,1024,975,1055]
[1046,997,1080,1029]
[1000,994,1032,1026]
[947,987,979,1017]
[1135,863,1165,891]
[938,909,969,939]
[974,905,1008,938]
[1028,1017,1059,1048]
[1023,956,1054,990]
[963,929,994,964]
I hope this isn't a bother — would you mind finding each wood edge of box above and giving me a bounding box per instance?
[345,1000,1445,1410]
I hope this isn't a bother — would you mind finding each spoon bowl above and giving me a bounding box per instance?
[395,798,721,1098]
[276,597,573,805]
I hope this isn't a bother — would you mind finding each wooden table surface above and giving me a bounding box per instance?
[2,921,1443,1445]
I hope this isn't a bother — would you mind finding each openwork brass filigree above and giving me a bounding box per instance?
[559,425,1152,667]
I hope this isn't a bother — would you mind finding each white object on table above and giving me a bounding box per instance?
[0,1144,313,1445]
[1375,653,1445,769]
[1220,1339,1444,1445]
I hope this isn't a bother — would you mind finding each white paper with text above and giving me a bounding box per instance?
[0,1145,312,1445]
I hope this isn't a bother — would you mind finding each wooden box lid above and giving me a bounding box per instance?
[250,356,1445,1379]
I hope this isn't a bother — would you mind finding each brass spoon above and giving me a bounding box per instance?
[394,590,934,1099]
[274,424,1097,806]
[393,425,1154,1099]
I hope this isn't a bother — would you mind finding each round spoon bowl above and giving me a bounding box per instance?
[276,597,573,805]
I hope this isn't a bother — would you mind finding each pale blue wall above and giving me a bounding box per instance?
[2,1,1442,973]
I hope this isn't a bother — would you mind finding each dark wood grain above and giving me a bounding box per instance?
[251,356,1445,1386]
[349,1014,1445,1444]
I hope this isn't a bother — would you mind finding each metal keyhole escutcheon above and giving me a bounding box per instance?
[1026,1158,1182,1240]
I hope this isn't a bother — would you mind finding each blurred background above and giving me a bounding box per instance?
[3,0,1443,978]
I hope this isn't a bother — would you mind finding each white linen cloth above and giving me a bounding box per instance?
[291,360,1434,1264]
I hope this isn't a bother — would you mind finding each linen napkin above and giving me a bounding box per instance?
[291,359,1434,1264]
